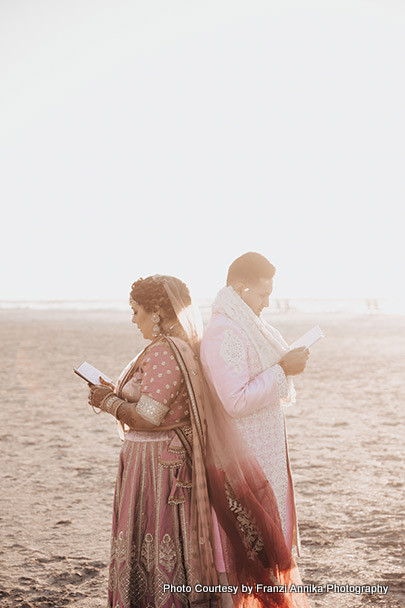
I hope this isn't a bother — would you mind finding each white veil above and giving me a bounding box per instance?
[151,275,203,348]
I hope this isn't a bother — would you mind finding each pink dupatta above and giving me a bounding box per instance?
[167,336,310,608]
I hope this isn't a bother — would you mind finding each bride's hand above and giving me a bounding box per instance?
[99,376,115,391]
[88,384,113,409]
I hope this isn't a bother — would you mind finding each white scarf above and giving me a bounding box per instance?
[212,286,295,405]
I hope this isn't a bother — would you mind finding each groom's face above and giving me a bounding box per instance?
[239,277,274,317]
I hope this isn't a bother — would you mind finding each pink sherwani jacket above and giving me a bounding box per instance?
[200,313,300,554]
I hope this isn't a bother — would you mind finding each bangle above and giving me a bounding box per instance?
[100,393,123,418]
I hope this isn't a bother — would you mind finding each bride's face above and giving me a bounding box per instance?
[130,301,156,340]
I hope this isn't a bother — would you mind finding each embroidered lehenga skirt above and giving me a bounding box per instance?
[108,438,192,608]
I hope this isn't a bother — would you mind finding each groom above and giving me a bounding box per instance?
[200,251,308,553]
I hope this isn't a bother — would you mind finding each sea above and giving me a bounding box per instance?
[1,297,403,317]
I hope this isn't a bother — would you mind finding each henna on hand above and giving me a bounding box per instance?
[88,385,113,410]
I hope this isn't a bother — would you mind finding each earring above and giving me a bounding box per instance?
[151,312,161,338]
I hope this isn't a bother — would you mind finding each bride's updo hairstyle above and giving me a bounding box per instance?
[226,252,276,286]
[130,276,191,321]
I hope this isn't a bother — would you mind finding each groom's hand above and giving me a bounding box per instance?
[280,347,309,376]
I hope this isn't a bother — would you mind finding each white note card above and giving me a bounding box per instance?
[74,361,112,385]
[289,325,325,350]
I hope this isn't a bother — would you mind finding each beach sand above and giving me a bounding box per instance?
[0,309,403,607]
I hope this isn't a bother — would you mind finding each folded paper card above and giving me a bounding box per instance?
[289,325,325,350]
[73,361,112,385]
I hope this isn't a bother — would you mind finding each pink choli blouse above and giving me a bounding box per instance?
[122,341,192,443]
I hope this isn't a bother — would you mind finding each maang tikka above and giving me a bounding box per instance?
[151,312,161,338]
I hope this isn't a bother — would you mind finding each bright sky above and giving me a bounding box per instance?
[1,0,403,302]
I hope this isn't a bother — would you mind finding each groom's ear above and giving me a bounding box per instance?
[232,281,246,296]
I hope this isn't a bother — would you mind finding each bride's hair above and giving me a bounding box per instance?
[226,252,276,285]
[130,276,191,320]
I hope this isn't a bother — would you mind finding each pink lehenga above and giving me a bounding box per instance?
[106,276,310,608]
[107,338,216,608]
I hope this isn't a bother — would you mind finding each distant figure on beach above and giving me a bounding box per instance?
[365,298,379,313]
[87,274,310,608]
[201,252,309,554]
[276,298,291,313]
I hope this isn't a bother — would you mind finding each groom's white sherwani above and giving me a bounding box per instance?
[200,287,300,553]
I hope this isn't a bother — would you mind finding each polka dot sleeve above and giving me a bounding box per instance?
[135,342,183,426]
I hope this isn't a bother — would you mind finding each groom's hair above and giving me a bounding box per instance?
[226,252,276,286]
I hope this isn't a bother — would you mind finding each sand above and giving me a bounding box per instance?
[0,309,403,607]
